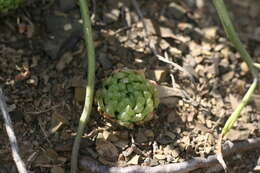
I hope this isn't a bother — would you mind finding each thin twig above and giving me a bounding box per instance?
[70,0,95,172]
[156,54,190,75]
[38,118,52,146]
[216,134,226,170]
[79,138,260,173]
[25,105,60,115]
[0,88,28,173]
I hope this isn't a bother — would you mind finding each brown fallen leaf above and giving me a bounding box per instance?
[74,87,86,102]
[127,155,140,165]
[153,69,166,82]
[96,140,119,162]
[44,148,59,162]
[157,85,185,98]
[51,166,64,173]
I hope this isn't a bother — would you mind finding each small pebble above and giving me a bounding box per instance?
[154,154,166,160]
[240,62,249,73]
[206,120,212,128]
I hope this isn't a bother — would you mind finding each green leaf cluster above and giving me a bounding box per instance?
[0,0,24,13]
[96,70,159,126]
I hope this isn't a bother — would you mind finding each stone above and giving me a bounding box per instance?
[154,154,166,160]
[206,120,212,129]
[104,9,120,23]
[159,39,170,50]
[127,155,140,165]
[160,26,175,38]
[240,62,249,73]
[222,71,235,82]
[202,27,217,39]
[214,44,224,52]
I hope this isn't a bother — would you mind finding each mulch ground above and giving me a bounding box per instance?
[0,0,259,173]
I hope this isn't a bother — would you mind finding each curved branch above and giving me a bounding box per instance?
[70,0,95,172]
[79,138,260,173]
[0,88,28,173]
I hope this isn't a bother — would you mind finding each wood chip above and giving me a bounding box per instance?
[51,167,64,173]
[127,155,140,165]
[96,140,119,162]
[154,154,166,160]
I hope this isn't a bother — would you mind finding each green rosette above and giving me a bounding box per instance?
[96,70,159,128]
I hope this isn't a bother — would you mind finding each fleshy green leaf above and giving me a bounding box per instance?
[132,82,142,90]
[131,113,145,122]
[97,97,105,111]
[143,90,152,99]
[117,105,135,121]
[104,97,111,105]
[129,94,136,108]
[96,69,159,127]
[120,78,130,83]
[106,104,115,117]
[135,74,145,82]
[104,76,112,86]
[133,91,142,98]
[128,73,139,82]
[134,96,145,113]
[127,83,134,92]
[117,98,132,112]
[118,83,126,90]
[114,72,127,79]
[142,98,154,116]
[108,84,119,92]
[153,90,160,107]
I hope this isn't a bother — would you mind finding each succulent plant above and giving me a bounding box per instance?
[0,0,24,13]
[96,70,159,128]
